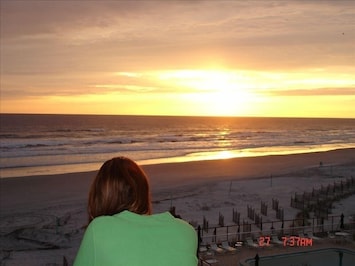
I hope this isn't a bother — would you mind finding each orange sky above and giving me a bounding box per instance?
[1,0,354,118]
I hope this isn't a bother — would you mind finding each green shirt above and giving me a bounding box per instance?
[74,211,198,266]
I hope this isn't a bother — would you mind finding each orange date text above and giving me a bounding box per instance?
[282,236,313,247]
[258,236,313,247]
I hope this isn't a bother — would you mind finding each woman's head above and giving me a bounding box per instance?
[88,157,151,222]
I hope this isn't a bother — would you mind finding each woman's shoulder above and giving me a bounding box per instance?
[89,215,117,228]
[89,211,138,227]
[89,211,196,233]
[162,213,197,234]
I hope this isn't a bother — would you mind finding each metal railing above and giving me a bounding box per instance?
[197,214,355,245]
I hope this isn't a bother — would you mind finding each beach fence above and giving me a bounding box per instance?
[196,176,355,250]
[290,177,355,219]
[197,213,355,246]
[197,177,355,245]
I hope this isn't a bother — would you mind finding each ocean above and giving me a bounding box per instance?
[0,114,354,178]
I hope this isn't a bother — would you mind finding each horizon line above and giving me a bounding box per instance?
[1,112,354,120]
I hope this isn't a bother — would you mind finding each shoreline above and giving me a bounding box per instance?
[1,148,354,215]
[1,145,354,179]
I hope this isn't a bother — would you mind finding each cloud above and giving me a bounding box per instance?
[1,1,141,38]
[3,1,353,44]
[1,0,354,99]
[91,84,157,93]
[266,87,355,97]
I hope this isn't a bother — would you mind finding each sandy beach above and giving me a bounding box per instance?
[1,148,355,265]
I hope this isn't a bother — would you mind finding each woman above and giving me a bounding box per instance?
[74,157,198,266]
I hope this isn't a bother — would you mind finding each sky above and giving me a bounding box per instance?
[1,0,354,118]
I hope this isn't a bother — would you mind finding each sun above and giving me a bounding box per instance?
[197,71,255,116]
[159,69,258,116]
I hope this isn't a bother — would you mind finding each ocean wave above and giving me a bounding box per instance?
[1,114,354,178]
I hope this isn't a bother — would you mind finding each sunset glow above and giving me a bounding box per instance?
[1,1,354,118]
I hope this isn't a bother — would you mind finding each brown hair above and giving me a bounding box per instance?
[88,157,151,222]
